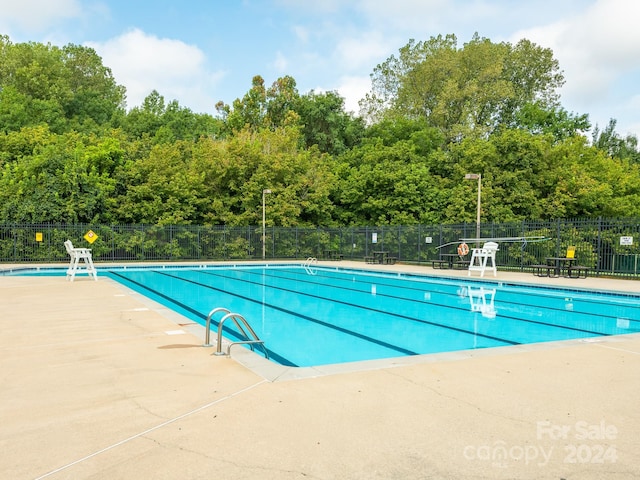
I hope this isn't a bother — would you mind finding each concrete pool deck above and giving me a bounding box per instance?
[1,261,639,479]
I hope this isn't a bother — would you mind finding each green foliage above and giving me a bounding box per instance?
[333,138,447,225]
[120,91,223,143]
[1,34,640,230]
[592,118,640,162]
[294,90,365,156]
[516,102,590,142]
[361,34,564,142]
[0,131,120,222]
[217,75,301,134]
[0,36,125,134]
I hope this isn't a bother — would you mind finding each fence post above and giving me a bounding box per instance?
[596,216,602,277]
[1,219,638,279]
[270,225,274,259]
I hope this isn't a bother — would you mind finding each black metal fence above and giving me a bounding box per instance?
[2,218,640,278]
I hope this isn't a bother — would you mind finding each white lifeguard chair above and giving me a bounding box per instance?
[468,241,499,277]
[64,240,97,281]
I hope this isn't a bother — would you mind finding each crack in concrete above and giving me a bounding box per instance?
[33,379,268,479]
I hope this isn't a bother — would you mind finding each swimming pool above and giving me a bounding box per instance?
[95,265,640,367]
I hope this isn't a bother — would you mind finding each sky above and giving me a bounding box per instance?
[1,0,639,138]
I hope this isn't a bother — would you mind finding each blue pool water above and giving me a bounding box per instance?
[92,265,640,367]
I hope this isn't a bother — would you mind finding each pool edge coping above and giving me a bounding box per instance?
[93,263,640,382]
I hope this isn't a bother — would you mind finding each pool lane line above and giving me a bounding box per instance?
[159,270,519,348]
[256,268,640,326]
[260,266,640,323]
[34,379,268,480]
[208,268,615,338]
[108,272,295,366]
[268,268,638,333]
[151,271,423,356]
[302,266,640,304]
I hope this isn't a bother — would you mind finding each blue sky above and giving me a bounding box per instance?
[1,0,639,138]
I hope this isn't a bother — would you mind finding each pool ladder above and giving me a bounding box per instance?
[203,307,269,360]
[303,256,317,275]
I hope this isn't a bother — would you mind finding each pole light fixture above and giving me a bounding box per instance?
[464,173,481,244]
[262,189,272,260]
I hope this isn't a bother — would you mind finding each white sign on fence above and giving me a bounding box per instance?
[620,236,633,246]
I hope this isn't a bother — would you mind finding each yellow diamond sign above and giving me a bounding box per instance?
[84,230,98,244]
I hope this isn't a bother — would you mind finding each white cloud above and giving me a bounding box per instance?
[514,0,640,98]
[0,0,82,32]
[274,0,343,14]
[335,31,393,71]
[292,25,310,43]
[510,0,640,137]
[272,51,289,72]
[87,29,225,111]
[570,0,640,68]
[335,75,372,114]
[354,0,449,29]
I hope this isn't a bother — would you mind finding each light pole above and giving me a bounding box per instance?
[464,173,481,244]
[262,189,271,260]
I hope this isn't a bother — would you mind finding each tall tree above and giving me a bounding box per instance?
[333,129,447,225]
[592,118,640,162]
[516,101,590,143]
[294,90,365,156]
[360,34,564,142]
[0,131,121,223]
[61,44,126,130]
[217,75,300,134]
[0,35,125,134]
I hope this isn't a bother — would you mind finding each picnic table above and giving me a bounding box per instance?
[373,251,387,264]
[546,257,576,277]
[440,253,461,268]
[323,250,343,261]
[432,253,470,269]
[364,251,397,265]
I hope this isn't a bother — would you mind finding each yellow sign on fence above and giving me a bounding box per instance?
[84,230,98,244]
[35,232,43,242]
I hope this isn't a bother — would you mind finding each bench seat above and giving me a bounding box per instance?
[568,265,589,278]
[531,265,554,277]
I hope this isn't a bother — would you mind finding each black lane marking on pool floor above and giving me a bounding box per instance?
[151,271,424,356]
[294,270,630,333]
[288,268,635,332]
[267,268,639,326]
[220,268,614,338]
[322,266,640,303]
[184,270,520,346]
[108,271,294,366]
[272,267,640,323]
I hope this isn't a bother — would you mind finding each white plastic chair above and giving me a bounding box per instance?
[64,240,97,281]
[468,241,499,277]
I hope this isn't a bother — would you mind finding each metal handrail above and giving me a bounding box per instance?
[203,307,230,346]
[212,308,269,360]
[303,256,317,274]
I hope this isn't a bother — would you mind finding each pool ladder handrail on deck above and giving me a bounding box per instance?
[203,307,269,359]
[303,256,318,275]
